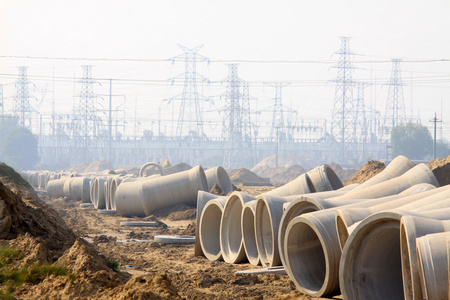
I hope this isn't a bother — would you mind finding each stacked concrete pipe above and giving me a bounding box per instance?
[46,177,70,198]
[91,177,108,209]
[339,208,450,300]
[63,176,91,202]
[115,165,207,217]
[204,166,232,194]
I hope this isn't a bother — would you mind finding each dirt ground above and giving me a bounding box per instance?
[36,184,339,300]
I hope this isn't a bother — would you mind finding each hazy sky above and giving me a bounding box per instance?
[1,0,450,138]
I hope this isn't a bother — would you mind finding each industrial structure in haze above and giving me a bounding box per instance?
[1,38,417,169]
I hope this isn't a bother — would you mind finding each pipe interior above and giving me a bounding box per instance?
[400,224,414,300]
[93,180,98,206]
[259,202,273,265]
[222,199,243,259]
[217,167,232,193]
[200,204,222,258]
[350,222,403,299]
[110,180,118,210]
[325,167,343,190]
[336,215,349,250]
[287,221,326,293]
[242,206,258,261]
[306,175,316,193]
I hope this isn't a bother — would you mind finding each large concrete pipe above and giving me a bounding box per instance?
[139,162,165,177]
[305,164,343,192]
[46,177,69,198]
[108,176,129,210]
[264,173,315,197]
[255,194,296,267]
[241,199,261,266]
[336,183,442,250]
[283,184,439,297]
[350,155,415,192]
[330,163,438,201]
[63,177,91,202]
[92,177,107,209]
[204,166,232,194]
[400,215,450,300]
[199,197,228,261]
[339,208,450,300]
[220,192,257,264]
[28,172,40,188]
[115,165,208,217]
[416,231,450,300]
[195,191,228,257]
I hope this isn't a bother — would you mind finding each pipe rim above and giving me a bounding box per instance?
[241,203,259,265]
[220,194,246,264]
[200,201,224,261]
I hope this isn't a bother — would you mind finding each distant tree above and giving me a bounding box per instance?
[391,123,432,160]
[3,127,40,170]
[436,140,450,159]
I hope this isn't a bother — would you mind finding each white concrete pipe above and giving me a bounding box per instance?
[204,166,232,194]
[115,165,208,217]
[46,177,69,198]
[199,197,228,261]
[63,177,91,202]
[330,163,438,201]
[92,177,107,209]
[255,194,296,267]
[241,199,261,266]
[38,172,48,189]
[195,191,228,257]
[350,155,415,192]
[336,183,442,250]
[305,164,343,192]
[139,162,165,177]
[415,231,450,300]
[264,173,315,197]
[400,215,450,300]
[220,192,257,264]
[283,184,438,297]
[108,176,128,210]
[339,208,450,300]
[29,172,39,187]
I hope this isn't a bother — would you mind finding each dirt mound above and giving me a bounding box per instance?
[252,154,317,174]
[328,163,357,184]
[84,160,114,173]
[151,203,196,220]
[161,158,171,168]
[182,223,196,236]
[345,160,386,186]
[164,162,192,175]
[229,168,268,184]
[209,183,225,196]
[270,165,307,185]
[428,156,450,186]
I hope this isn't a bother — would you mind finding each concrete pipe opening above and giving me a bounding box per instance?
[242,201,259,266]
[285,220,327,294]
[139,162,164,177]
[336,214,350,251]
[400,222,416,300]
[200,201,224,261]
[205,166,232,194]
[340,219,403,300]
[255,201,273,267]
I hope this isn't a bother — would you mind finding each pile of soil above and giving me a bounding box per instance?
[161,158,171,168]
[83,160,114,173]
[345,160,386,186]
[229,168,269,184]
[209,183,225,196]
[328,163,357,184]
[252,154,317,173]
[270,165,307,186]
[428,156,450,186]
[165,162,192,175]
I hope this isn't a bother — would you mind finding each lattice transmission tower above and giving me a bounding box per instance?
[168,44,209,138]
[267,82,289,141]
[354,82,368,143]
[241,81,253,164]
[331,37,356,162]
[383,58,406,137]
[14,66,33,129]
[222,64,244,169]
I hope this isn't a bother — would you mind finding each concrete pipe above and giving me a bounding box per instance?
[336,183,442,250]
[264,173,315,197]
[195,191,228,257]
[199,197,228,261]
[255,194,296,267]
[29,172,40,188]
[63,177,91,202]
[46,177,69,198]
[92,177,107,209]
[139,162,165,177]
[115,165,207,217]
[339,208,450,300]
[108,176,129,210]
[220,192,257,264]
[330,163,438,201]
[282,184,438,297]
[241,200,261,266]
[416,231,450,300]
[401,215,450,300]
[204,166,232,194]
[305,164,343,192]
[38,172,47,189]
[350,155,415,192]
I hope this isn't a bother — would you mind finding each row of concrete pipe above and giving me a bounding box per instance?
[21,164,234,217]
[196,155,450,299]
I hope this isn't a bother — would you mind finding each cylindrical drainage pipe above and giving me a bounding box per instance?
[199,197,228,261]
[92,177,107,209]
[63,177,91,202]
[306,164,343,192]
[339,208,450,300]
[264,173,315,197]
[46,177,69,198]
[115,165,207,217]
[241,199,260,266]
[220,192,257,264]
[195,191,228,257]
[139,162,165,177]
[204,166,232,194]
